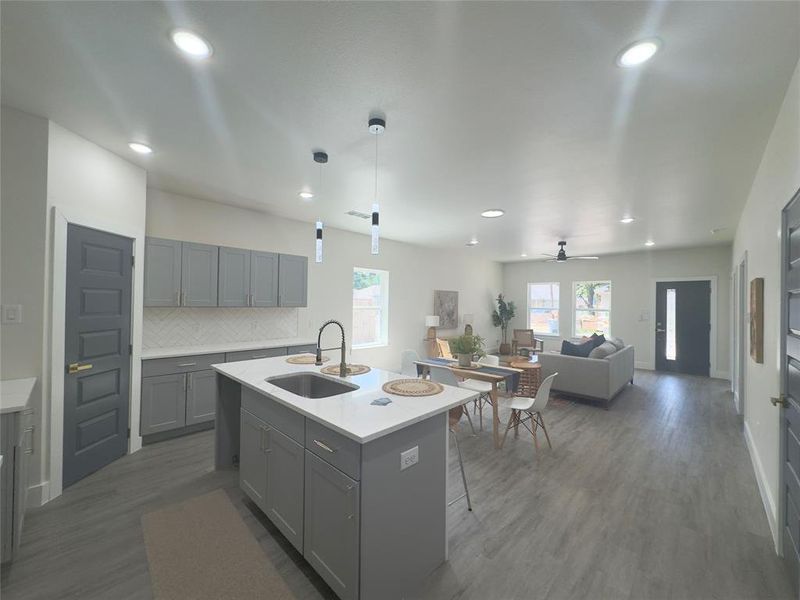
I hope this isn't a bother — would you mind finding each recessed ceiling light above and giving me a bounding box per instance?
[520,253,527,258]
[466,238,479,247]
[128,142,153,155]
[616,38,661,68]
[170,29,213,59]
[645,240,655,247]
[298,191,314,200]
[620,217,635,224]
[481,209,505,218]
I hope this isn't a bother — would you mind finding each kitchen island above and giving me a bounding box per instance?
[212,354,477,600]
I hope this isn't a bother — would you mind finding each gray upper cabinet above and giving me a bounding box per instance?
[144,238,181,307]
[279,254,308,307]
[240,409,269,513]
[181,242,219,307]
[251,251,279,307]
[141,373,186,436]
[218,247,251,307]
[304,450,360,600]
[265,428,305,553]
[185,369,218,426]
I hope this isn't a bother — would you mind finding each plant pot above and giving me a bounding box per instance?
[457,353,472,367]
[499,343,511,355]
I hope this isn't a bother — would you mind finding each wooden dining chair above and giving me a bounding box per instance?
[511,329,544,356]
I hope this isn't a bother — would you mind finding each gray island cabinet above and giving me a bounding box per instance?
[213,356,477,600]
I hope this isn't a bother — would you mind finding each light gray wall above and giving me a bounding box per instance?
[732,59,800,546]
[146,189,504,369]
[502,244,732,376]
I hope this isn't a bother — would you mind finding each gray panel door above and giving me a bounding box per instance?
[240,409,268,513]
[143,237,181,307]
[64,224,132,488]
[655,280,711,376]
[251,251,279,307]
[218,247,251,307]
[781,188,800,595]
[140,374,186,436]
[278,254,308,307]
[304,450,359,600]
[185,369,217,426]
[181,242,218,307]
[265,428,304,552]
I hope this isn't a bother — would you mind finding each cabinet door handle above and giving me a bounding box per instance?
[177,362,197,367]
[174,290,180,305]
[23,425,35,455]
[313,439,336,453]
[182,375,187,392]
[181,291,186,306]
[261,426,272,453]
[187,373,192,390]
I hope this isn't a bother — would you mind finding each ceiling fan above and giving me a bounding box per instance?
[542,241,599,262]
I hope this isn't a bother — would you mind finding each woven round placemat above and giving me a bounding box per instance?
[382,379,444,397]
[286,354,329,364]
[320,364,371,376]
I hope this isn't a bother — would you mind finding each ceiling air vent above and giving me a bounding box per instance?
[346,210,371,220]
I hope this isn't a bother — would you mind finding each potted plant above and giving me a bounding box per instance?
[492,294,516,355]
[448,334,485,367]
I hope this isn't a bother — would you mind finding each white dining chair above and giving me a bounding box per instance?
[500,372,558,451]
[461,354,499,430]
[400,349,420,377]
[429,365,474,511]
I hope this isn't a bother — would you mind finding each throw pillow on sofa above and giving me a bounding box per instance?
[561,339,594,358]
[589,341,618,359]
[605,335,625,351]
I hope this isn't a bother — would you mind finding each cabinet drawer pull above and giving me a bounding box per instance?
[177,362,197,367]
[250,355,267,359]
[313,439,336,453]
[260,426,272,453]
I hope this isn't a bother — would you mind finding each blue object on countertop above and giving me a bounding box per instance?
[371,397,392,406]
[417,358,520,393]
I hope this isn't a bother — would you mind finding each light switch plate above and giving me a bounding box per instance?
[400,446,419,471]
[1,304,22,324]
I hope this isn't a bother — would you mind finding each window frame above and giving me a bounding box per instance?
[526,282,561,337]
[572,280,612,337]
[352,267,390,349]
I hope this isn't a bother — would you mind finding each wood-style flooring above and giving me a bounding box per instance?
[0,371,792,599]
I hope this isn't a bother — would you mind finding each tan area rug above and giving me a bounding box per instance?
[141,489,298,600]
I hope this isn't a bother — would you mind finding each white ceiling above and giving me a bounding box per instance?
[2,2,798,261]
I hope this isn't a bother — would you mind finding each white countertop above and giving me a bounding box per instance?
[142,338,317,360]
[0,377,36,414]
[213,355,478,444]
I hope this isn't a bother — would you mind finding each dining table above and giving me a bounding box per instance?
[414,358,524,449]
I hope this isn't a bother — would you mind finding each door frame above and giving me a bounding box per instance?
[46,206,144,502]
[649,276,719,377]
[733,253,749,416]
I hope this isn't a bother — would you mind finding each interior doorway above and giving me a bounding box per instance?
[655,280,711,376]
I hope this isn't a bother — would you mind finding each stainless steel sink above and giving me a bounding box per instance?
[266,372,359,398]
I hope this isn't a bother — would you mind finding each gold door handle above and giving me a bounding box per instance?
[771,395,789,408]
[67,362,93,374]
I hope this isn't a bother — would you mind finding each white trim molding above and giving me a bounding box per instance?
[45,205,144,503]
[744,421,779,551]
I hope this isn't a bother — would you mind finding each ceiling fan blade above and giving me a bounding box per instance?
[540,253,557,257]
[570,256,599,260]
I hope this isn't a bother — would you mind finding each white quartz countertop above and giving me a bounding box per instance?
[0,377,36,414]
[212,355,478,444]
[142,339,317,360]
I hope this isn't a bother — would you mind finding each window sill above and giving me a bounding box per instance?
[352,342,389,350]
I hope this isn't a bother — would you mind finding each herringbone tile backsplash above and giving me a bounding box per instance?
[143,307,299,348]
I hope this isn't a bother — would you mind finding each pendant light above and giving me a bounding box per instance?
[312,151,328,263]
[368,116,385,255]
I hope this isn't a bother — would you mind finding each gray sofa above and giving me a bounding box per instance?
[537,345,635,407]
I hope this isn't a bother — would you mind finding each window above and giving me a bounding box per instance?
[352,267,389,348]
[573,281,611,336]
[666,287,677,360]
[527,282,560,335]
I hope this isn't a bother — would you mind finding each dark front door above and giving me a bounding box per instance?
[781,188,800,595]
[63,225,133,488]
[655,280,711,376]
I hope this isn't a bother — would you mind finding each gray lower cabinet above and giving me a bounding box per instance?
[185,369,218,425]
[265,427,304,552]
[1,407,33,564]
[304,450,360,600]
[240,409,268,512]
[181,242,218,307]
[278,254,308,307]
[218,247,251,307]
[144,237,182,307]
[140,373,186,435]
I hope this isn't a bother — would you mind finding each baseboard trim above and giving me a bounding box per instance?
[26,480,50,509]
[712,370,731,381]
[743,421,779,551]
[635,361,653,370]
